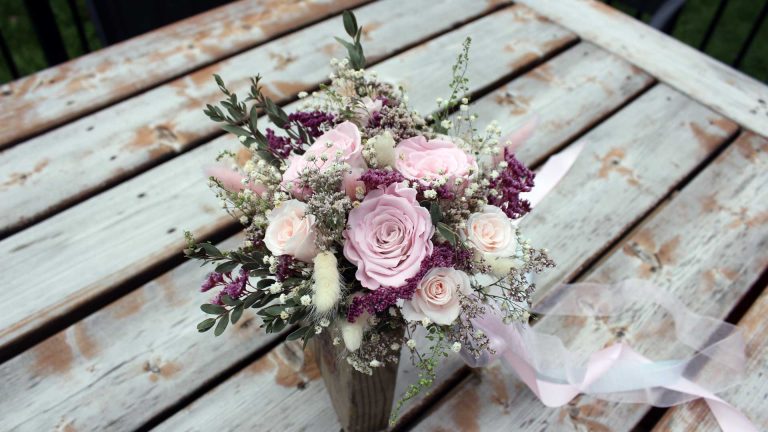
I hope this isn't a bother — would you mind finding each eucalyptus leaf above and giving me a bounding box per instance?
[215,261,238,274]
[220,294,239,307]
[437,222,458,246]
[197,318,216,332]
[342,10,358,38]
[201,303,227,315]
[286,326,309,341]
[214,314,229,336]
[231,304,244,324]
[221,124,251,137]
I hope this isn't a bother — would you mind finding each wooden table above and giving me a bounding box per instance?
[1,0,766,430]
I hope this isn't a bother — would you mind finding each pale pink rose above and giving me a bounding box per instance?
[352,97,383,127]
[264,200,319,262]
[282,121,367,198]
[343,182,434,290]
[205,165,266,196]
[462,205,522,275]
[395,136,477,185]
[401,267,472,325]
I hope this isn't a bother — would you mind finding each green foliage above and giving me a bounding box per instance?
[431,37,472,134]
[335,10,366,70]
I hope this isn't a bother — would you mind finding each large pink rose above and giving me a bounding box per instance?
[343,182,434,289]
[395,136,477,185]
[282,121,366,197]
[401,267,472,325]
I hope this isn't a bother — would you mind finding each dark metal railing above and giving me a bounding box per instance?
[0,0,766,83]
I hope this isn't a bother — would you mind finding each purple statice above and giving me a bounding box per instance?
[200,271,225,292]
[347,243,473,322]
[275,254,295,282]
[360,169,405,192]
[266,128,295,158]
[288,110,336,139]
[202,269,248,304]
[488,148,535,219]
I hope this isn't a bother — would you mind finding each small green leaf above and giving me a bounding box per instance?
[256,278,275,289]
[429,202,442,225]
[249,105,259,131]
[197,318,216,332]
[200,243,224,258]
[221,124,251,137]
[201,303,227,314]
[437,222,458,246]
[220,295,239,307]
[342,10,358,38]
[286,326,309,341]
[215,261,238,274]
[231,304,244,324]
[214,314,229,336]
[257,305,285,317]
[243,291,262,309]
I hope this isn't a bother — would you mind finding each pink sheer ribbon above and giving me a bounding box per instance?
[461,281,756,431]
[466,127,757,431]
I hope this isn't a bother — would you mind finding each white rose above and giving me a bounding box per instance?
[463,205,522,276]
[263,200,319,262]
[401,267,472,325]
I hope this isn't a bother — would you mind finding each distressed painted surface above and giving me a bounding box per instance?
[0,235,293,431]
[0,0,505,235]
[0,40,652,432]
[0,0,368,148]
[0,4,574,356]
[413,131,768,431]
[154,86,741,430]
[652,136,768,432]
[461,42,653,167]
[516,0,768,137]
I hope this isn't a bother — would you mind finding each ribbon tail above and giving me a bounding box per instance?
[522,141,584,209]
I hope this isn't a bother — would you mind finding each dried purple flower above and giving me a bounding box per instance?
[488,149,535,219]
[360,169,405,191]
[275,255,295,282]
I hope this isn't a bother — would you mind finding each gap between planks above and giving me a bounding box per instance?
[0,3,577,361]
[0,38,654,431]
[0,0,511,240]
[0,0,374,150]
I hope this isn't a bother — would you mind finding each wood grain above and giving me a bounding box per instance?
[0,4,575,361]
[0,0,504,236]
[414,131,768,431]
[154,85,739,430]
[515,0,768,137]
[0,41,649,432]
[0,234,295,431]
[0,0,368,149]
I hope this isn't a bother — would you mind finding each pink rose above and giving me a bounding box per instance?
[264,200,319,262]
[343,182,434,289]
[395,136,477,185]
[282,121,367,198]
[401,267,472,325]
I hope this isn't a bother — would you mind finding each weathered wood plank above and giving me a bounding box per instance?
[0,41,647,432]
[156,86,740,430]
[655,287,768,430]
[463,42,653,167]
[414,131,768,431]
[0,4,575,357]
[0,235,289,432]
[0,0,504,236]
[515,0,768,137]
[0,0,368,149]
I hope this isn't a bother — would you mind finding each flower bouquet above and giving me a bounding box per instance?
[184,10,555,430]
[183,10,761,432]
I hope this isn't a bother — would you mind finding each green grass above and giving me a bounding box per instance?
[0,0,765,84]
[614,0,767,81]
[0,0,101,83]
